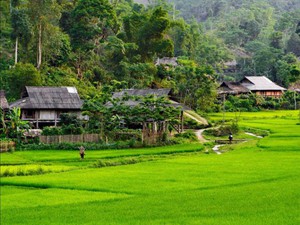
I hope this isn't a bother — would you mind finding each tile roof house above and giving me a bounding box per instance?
[9,86,84,128]
[218,76,286,98]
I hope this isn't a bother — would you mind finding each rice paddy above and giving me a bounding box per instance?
[1,110,299,225]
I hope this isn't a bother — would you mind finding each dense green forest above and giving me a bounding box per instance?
[1,0,300,111]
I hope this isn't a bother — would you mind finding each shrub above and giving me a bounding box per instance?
[205,123,239,137]
[42,127,63,135]
[17,140,142,151]
[175,130,197,140]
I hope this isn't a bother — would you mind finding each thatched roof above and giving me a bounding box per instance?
[109,88,189,110]
[218,82,250,95]
[112,89,171,99]
[241,76,286,91]
[10,86,83,109]
[155,57,178,67]
[0,90,9,109]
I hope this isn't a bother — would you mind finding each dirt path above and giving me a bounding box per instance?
[195,129,208,143]
[184,111,208,125]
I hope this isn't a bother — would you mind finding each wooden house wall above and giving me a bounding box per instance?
[254,91,283,98]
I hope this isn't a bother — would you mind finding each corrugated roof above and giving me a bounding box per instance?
[0,90,9,109]
[241,76,286,91]
[112,89,171,99]
[10,86,83,109]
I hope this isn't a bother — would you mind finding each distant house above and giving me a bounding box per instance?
[155,57,178,67]
[0,90,9,111]
[110,88,189,110]
[108,88,190,134]
[218,76,286,98]
[9,86,84,128]
[223,60,238,73]
[240,76,286,97]
[218,82,250,95]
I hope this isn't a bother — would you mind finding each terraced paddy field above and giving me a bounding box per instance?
[1,111,300,225]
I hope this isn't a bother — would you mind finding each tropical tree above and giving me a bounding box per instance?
[7,107,29,140]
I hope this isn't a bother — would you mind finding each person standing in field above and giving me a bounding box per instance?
[79,146,85,160]
[229,133,233,143]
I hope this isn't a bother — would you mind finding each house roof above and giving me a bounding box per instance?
[155,57,178,67]
[10,86,83,109]
[224,60,237,67]
[112,89,171,99]
[218,82,250,94]
[0,90,9,109]
[241,76,286,91]
[109,88,189,110]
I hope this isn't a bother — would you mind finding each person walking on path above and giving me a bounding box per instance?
[79,146,85,160]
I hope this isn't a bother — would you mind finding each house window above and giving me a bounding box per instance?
[24,110,35,119]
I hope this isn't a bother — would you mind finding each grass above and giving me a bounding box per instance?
[1,110,299,224]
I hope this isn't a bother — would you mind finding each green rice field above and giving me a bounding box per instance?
[1,110,300,224]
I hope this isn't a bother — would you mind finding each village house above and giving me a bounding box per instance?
[218,76,286,97]
[108,88,190,135]
[9,86,84,128]
[240,76,286,97]
[155,57,178,67]
[218,81,250,95]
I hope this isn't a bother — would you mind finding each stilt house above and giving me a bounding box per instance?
[9,86,84,128]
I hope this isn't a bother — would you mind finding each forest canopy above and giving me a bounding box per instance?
[0,0,300,111]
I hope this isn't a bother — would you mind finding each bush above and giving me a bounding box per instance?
[17,140,142,151]
[42,127,63,135]
[184,117,207,129]
[205,123,239,137]
[108,129,142,142]
[175,130,197,140]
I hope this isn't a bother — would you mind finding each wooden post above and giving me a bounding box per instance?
[180,111,184,133]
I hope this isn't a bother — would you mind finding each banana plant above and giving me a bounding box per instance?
[7,107,30,140]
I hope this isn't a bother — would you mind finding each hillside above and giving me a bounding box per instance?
[0,0,299,112]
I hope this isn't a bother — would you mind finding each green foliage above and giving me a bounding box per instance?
[1,63,41,101]
[69,0,119,50]
[17,140,142,151]
[59,113,84,135]
[174,130,198,141]
[204,123,239,137]
[6,107,30,140]
[42,127,63,136]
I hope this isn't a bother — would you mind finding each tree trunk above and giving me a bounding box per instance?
[15,37,18,65]
[37,22,42,69]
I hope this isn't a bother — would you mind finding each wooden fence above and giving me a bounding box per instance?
[39,134,102,144]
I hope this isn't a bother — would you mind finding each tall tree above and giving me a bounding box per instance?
[27,0,61,69]
[69,0,119,51]
[11,2,32,65]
